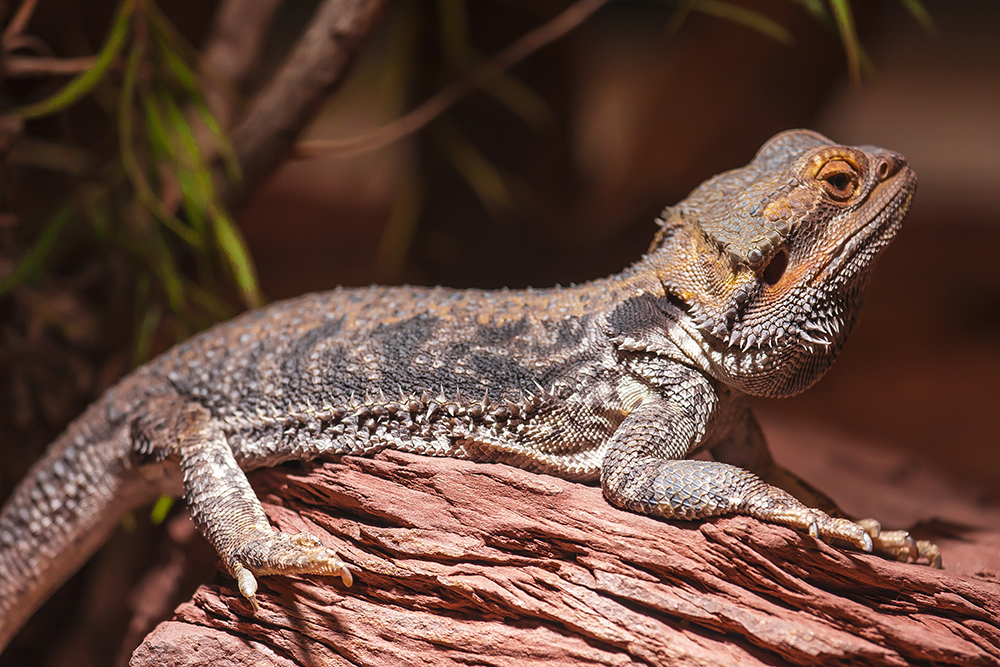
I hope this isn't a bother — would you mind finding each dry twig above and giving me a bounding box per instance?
[200,0,285,130]
[293,0,611,160]
[3,55,97,77]
[223,0,389,204]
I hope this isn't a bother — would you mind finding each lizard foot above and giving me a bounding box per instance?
[741,485,873,553]
[742,483,942,566]
[228,530,353,611]
[857,519,942,568]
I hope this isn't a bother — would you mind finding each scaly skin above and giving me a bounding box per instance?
[0,130,936,652]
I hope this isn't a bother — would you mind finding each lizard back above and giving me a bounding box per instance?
[150,277,663,478]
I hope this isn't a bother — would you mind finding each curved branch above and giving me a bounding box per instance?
[2,55,97,77]
[200,0,284,130]
[292,0,611,160]
[222,0,389,206]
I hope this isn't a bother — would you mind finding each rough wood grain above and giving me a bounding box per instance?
[131,450,1000,667]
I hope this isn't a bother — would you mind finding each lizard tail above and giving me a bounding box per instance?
[0,405,174,653]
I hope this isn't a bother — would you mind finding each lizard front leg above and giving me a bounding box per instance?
[709,405,941,567]
[134,396,352,610]
[600,378,875,554]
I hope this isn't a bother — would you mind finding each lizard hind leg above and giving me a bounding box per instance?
[137,397,352,611]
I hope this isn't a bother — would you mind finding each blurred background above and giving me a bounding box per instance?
[0,0,998,664]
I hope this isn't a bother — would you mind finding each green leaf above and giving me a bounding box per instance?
[437,0,471,70]
[161,94,207,176]
[789,0,830,23]
[184,280,236,321]
[150,496,175,525]
[828,0,862,85]
[0,203,74,295]
[132,301,163,367]
[150,225,186,313]
[119,43,202,247]
[15,0,136,119]
[193,100,242,184]
[435,0,553,130]
[376,169,424,278]
[146,1,204,66]
[154,33,200,94]
[175,168,209,236]
[435,122,515,219]
[211,209,263,308]
[142,92,176,162]
[897,0,935,34]
[691,1,794,45]
[666,0,698,35]
[156,91,260,307]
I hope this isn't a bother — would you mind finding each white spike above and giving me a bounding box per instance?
[799,330,830,346]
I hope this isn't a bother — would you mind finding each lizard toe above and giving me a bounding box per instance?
[233,529,354,591]
[856,518,882,538]
[815,516,873,553]
[918,540,943,569]
[753,499,873,553]
[869,528,919,562]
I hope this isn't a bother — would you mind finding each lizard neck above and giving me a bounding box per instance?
[608,222,848,399]
[600,254,671,302]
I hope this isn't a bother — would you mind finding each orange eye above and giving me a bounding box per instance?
[816,160,858,200]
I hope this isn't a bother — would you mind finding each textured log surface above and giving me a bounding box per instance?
[131,440,1000,667]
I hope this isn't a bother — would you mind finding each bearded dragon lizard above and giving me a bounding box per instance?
[0,129,939,651]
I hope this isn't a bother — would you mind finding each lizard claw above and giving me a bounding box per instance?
[233,563,261,611]
[745,488,941,562]
[859,529,874,553]
[856,518,882,539]
[338,562,354,586]
[744,487,873,553]
[760,502,873,553]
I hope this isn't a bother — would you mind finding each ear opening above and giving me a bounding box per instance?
[762,249,788,285]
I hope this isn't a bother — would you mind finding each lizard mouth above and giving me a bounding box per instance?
[810,169,914,286]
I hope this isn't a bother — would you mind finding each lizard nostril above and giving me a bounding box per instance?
[876,158,895,181]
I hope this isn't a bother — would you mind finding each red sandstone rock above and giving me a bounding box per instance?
[131,448,1000,667]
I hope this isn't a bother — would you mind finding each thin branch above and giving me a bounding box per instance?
[3,55,97,77]
[5,136,96,174]
[200,0,285,130]
[3,33,54,57]
[2,0,42,46]
[223,0,389,205]
[293,0,611,159]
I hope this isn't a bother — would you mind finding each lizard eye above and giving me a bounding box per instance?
[816,160,858,200]
[762,248,788,285]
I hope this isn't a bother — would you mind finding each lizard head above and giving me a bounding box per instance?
[649,129,916,397]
